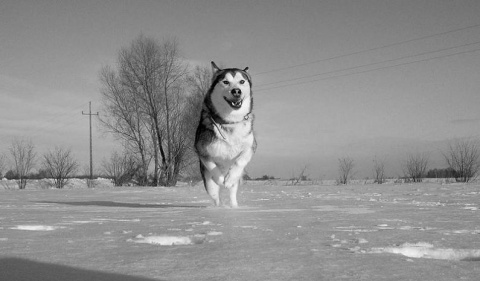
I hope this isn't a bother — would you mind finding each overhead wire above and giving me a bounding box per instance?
[21,102,91,140]
[253,22,480,76]
[256,44,480,92]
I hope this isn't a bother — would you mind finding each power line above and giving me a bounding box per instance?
[256,45,480,92]
[27,102,90,137]
[254,22,480,76]
[256,40,480,90]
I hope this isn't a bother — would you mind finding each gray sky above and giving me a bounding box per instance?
[1,0,480,179]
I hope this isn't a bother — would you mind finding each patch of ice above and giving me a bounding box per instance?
[312,205,374,214]
[94,218,141,222]
[128,235,193,246]
[10,225,65,231]
[355,238,369,244]
[187,221,212,226]
[375,224,395,230]
[235,225,258,230]
[207,231,223,236]
[63,218,140,225]
[0,238,8,241]
[335,226,378,233]
[444,229,480,235]
[370,242,480,261]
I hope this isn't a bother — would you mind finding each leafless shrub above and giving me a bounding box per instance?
[102,151,139,186]
[288,165,309,185]
[402,152,429,183]
[42,146,79,189]
[337,157,355,185]
[443,139,480,183]
[8,138,36,189]
[373,157,386,184]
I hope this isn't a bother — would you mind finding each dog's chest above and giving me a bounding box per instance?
[207,121,254,161]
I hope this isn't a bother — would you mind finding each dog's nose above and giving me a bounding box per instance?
[231,88,242,97]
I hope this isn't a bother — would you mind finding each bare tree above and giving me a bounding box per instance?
[101,151,139,186]
[99,65,150,185]
[9,138,36,189]
[402,152,429,182]
[101,35,195,186]
[187,65,213,98]
[373,156,386,184]
[43,146,79,189]
[338,157,355,185]
[182,64,214,181]
[443,139,480,183]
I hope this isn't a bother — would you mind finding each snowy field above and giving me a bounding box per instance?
[1,182,480,280]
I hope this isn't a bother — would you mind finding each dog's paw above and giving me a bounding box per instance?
[224,173,239,189]
[213,175,225,187]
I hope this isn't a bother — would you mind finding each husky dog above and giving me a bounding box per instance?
[195,62,256,208]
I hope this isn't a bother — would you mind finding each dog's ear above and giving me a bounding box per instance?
[243,67,249,72]
[211,61,221,73]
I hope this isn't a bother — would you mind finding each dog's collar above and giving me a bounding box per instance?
[208,112,251,141]
[210,112,251,125]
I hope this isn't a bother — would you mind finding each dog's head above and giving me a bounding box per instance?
[206,61,252,122]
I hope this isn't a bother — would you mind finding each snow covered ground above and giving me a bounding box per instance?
[1,182,480,280]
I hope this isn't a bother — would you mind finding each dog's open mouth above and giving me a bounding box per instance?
[224,97,243,109]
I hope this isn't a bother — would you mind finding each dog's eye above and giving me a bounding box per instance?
[222,81,230,85]
[239,80,245,84]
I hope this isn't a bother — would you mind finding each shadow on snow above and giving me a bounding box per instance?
[35,200,207,209]
[0,257,162,281]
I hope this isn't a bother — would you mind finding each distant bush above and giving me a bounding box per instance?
[338,157,355,185]
[426,168,457,179]
[101,151,139,187]
[443,139,480,183]
[4,170,18,180]
[255,175,275,181]
[42,147,79,189]
[402,152,429,183]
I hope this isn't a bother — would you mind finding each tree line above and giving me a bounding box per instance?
[0,138,78,189]
[336,138,480,184]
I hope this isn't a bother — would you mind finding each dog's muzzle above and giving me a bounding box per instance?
[224,96,243,109]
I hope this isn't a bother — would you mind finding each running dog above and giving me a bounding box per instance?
[195,62,256,208]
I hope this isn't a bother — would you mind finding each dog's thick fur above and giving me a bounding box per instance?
[195,62,256,207]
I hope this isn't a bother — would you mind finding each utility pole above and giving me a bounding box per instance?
[82,101,99,180]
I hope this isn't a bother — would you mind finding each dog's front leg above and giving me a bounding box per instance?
[200,158,224,187]
[224,147,254,190]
